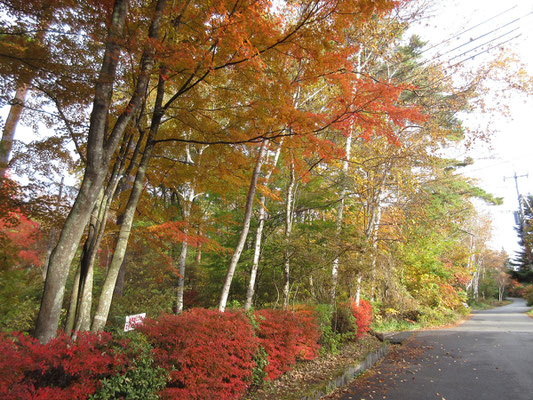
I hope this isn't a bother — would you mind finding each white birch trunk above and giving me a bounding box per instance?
[0,84,27,184]
[244,143,282,311]
[283,158,296,310]
[176,193,193,314]
[175,145,205,313]
[218,142,267,312]
[369,205,382,301]
[244,201,266,311]
[331,133,352,304]
[355,276,362,306]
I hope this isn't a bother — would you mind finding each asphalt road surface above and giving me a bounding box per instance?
[329,298,533,400]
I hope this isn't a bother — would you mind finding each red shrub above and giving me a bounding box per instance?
[255,309,320,380]
[350,299,373,338]
[138,309,258,400]
[0,331,126,400]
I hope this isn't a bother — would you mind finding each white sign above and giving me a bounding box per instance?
[124,313,146,332]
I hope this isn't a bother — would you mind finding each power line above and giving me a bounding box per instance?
[418,5,519,57]
[449,34,522,68]
[442,29,520,66]
[429,16,523,64]
[394,5,525,72]
[391,7,532,84]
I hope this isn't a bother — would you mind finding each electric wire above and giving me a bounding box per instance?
[387,7,532,85]
[417,5,519,57]
[425,15,524,65]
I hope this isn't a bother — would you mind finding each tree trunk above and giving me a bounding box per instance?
[244,201,266,311]
[176,197,192,314]
[218,142,267,312]
[331,132,352,305]
[195,246,202,265]
[35,161,115,342]
[0,14,52,185]
[42,177,65,281]
[65,266,81,335]
[369,205,382,301]
[35,0,166,343]
[175,145,205,313]
[0,83,28,184]
[71,189,111,336]
[355,275,362,306]
[91,65,167,332]
[72,260,93,337]
[283,158,296,310]
[71,130,135,335]
[91,137,155,331]
[355,175,385,306]
[472,268,480,301]
[113,257,127,298]
[244,142,281,311]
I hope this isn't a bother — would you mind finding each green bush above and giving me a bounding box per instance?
[0,268,42,333]
[314,304,341,354]
[90,333,168,400]
[251,345,269,384]
[332,303,357,336]
[418,306,457,326]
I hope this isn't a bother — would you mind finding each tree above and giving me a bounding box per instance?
[35,0,163,343]
[510,194,533,281]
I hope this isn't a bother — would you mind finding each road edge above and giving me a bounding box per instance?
[299,343,390,400]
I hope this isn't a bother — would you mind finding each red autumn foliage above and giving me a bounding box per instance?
[0,331,126,400]
[0,308,323,397]
[255,309,321,380]
[138,309,258,400]
[350,299,373,338]
[0,211,43,269]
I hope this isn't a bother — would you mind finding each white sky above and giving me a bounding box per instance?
[409,0,533,256]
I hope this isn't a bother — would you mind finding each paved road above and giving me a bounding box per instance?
[329,298,533,400]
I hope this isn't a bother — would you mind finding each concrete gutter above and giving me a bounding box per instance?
[299,344,389,400]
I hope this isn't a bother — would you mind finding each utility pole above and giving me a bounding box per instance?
[504,172,528,220]
[505,172,531,267]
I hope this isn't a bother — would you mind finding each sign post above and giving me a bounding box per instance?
[124,313,146,332]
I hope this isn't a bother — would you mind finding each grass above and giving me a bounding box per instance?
[372,307,469,334]
[469,299,512,310]
[372,318,421,333]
